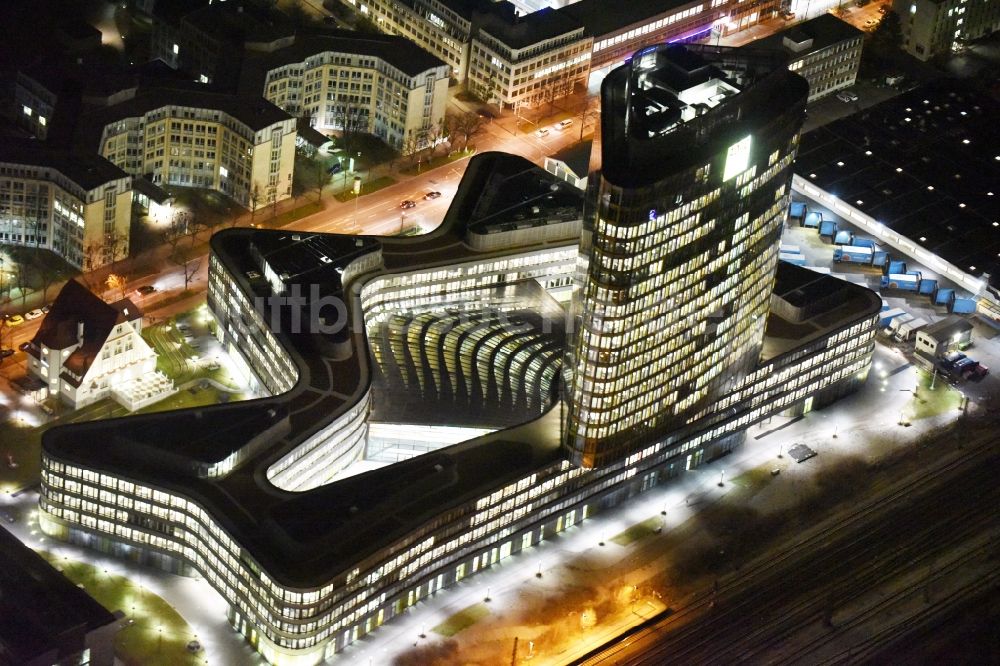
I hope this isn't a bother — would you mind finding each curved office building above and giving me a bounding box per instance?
[39,46,879,665]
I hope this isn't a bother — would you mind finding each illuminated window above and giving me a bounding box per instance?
[723,135,752,181]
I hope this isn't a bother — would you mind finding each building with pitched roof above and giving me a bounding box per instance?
[24,280,173,410]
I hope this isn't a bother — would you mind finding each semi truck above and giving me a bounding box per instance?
[918,278,938,295]
[885,259,906,275]
[833,244,889,266]
[884,313,914,337]
[879,307,906,328]
[881,272,921,291]
[894,317,929,342]
[834,230,854,245]
[804,211,823,228]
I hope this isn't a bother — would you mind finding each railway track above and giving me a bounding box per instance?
[577,437,998,666]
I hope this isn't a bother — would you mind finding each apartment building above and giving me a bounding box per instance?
[466,8,592,109]
[750,14,864,101]
[150,0,296,87]
[78,89,296,210]
[244,33,450,151]
[0,140,131,269]
[895,0,1000,60]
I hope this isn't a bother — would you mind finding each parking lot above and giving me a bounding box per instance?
[781,198,999,406]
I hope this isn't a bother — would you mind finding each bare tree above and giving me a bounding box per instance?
[249,183,263,225]
[30,250,72,304]
[269,184,279,220]
[448,111,486,149]
[169,244,202,292]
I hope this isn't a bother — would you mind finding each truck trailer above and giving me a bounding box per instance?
[804,211,823,228]
[819,219,837,238]
[894,317,929,342]
[879,307,906,328]
[884,313,914,336]
[833,245,875,264]
[881,273,921,291]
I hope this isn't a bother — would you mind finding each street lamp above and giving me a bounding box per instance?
[718,469,726,487]
[352,176,361,226]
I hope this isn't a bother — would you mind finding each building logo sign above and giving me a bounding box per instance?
[723,135,753,182]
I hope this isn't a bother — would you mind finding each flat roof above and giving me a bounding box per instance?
[0,526,116,663]
[548,141,592,180]
[558,0,694,38]
[477,6,584,50]
[600,44,805,187]
[750,13,863,55]
[42,154,573,587]
[794,78,1000,281]
[0,138,127,191]
[763,261,883,359]
[241,32,447,91]
[181,0,296,44]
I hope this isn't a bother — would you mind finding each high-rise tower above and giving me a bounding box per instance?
[565,45,809,468]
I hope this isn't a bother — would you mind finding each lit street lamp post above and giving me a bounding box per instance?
[352,176,361,226]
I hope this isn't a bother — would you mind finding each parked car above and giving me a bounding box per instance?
[535,128,549,138]
[137,285,157,295]
[327,162,343,175]
[41,305,50,314]
[555,119,574,131]
[18,341,31,352]
[424,191,442,200]
[836,90,859,103]
[400,200,416,209]
[25,309,44,320]
[0,349,14,359]
[878,4,888,12]
[3,314,24,326]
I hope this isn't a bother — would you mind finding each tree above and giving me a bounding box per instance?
[269,184,280,220]
[105,273,128,301]
[870,10,903,50]
[249,183,263,224]
[169,244,202,292]
[447,112,486,152]
[30,250,72,304]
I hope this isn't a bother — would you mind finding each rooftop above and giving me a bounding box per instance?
[29,280,142,380]
[600,44,805,187]
[750,13,863,56]
[547,141,593,180]
[0,526,116,663]
[240,32,448,90]
[558,0,694,39]
[42,154,574,588]
[476,6,584,51]
[0,139,127,191]
[180,0,296,46]
[794,78,1000,282]
[763,262,883,359]
[74,85,292,152]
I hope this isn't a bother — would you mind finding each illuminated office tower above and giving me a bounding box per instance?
[565,45,809,468]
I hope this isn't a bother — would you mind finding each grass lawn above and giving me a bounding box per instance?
[611,517,663,547]
[910,369,963,420]
[334,176,397,202]
[432,603,491,637]
[257,201,324,229]
[38,552,203,666]
[399,149,475,176]
[0,420,47,492]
